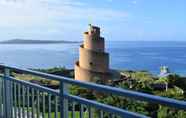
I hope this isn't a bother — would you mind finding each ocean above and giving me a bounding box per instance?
[0,41,186,75]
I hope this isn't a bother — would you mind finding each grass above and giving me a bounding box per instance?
[42,111,89,118]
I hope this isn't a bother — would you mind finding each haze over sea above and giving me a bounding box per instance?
[0,41,186,75]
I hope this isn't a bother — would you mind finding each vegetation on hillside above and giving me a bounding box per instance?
[70,70,186,118]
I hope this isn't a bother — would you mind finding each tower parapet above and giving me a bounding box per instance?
[75,24,111,82]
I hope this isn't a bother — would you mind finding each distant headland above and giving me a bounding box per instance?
[0,39,81,44]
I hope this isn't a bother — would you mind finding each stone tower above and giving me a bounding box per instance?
[75,24,111,82]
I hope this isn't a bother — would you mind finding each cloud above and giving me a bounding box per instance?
[131,0,137,5]
[107,0,113,2]
[0,0,49,27]
[0,0,128,25]
[0,0,129,40]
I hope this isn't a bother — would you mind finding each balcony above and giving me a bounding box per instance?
[0,64,185,118]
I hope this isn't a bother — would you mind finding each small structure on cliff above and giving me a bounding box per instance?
[75,24,111,82]
[159,66,171,77]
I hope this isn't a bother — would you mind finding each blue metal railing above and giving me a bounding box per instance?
[0,64,186,118]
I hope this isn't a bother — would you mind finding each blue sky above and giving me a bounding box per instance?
[0,0,185,41]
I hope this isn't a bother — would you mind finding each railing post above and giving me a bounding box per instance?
[0,70,3,117]
[59,80,68,118]
[4,68,12,118]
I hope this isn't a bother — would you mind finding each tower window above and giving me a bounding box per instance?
[89,62,93,66]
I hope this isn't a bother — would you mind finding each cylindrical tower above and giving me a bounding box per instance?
[75,24,111,82]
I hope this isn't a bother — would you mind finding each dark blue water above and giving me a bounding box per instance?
[0,41,186,75]
[107,41,186,75]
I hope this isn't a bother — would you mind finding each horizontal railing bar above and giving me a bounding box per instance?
[1,64,186,110]
[64,94,148,118]
[0,65,62,81]
[7,76,60,96]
